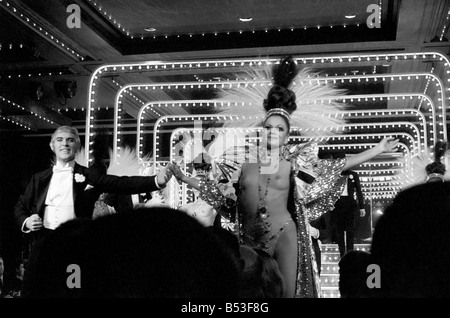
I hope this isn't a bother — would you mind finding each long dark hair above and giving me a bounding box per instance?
[263,55,299,128]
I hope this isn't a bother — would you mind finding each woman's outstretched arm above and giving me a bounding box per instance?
[343,137,399,171]
[167,163,200,189]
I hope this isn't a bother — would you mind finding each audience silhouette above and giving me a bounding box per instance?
[370,181,450,297]
[338,250,372,298]
[27,207,240,298]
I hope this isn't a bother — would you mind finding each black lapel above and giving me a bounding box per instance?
[36,168,53,215]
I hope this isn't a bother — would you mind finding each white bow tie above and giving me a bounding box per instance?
[53,166,73,173]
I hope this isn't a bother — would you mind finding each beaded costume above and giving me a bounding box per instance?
[197,141,347,297]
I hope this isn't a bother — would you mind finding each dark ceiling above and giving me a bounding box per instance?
[1,0,450,200]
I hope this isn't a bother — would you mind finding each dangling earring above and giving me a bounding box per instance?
[282,141,288,156]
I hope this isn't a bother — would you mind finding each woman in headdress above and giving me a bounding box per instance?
[398,140,449,189]
[168,56,398,298]
[425,140,448,183]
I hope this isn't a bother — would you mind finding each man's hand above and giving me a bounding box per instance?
[309,224,320,239]
[360,208,366,217]
[167,163,186,182]
[156,167,173,188]
[25,214,43,231]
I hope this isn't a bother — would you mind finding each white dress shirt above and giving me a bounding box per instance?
[43,161,76,230]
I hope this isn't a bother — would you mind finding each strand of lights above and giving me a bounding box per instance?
[0,0,84,61]
[418,66,434,109]
[0,42,24,50]
[363,186,402,192]
[0,71,66,80]
[0,96,54,124]
[378,0,383,28]
[155,118,416,162]
[115,74,444,139]
[87,0,130,37]
[144,22,367,40]
[87,52,450,77]
[362,181,400,186]
[0,114,32,130]
[319,142,409,155]
[152,115,414,161]
[354,169,404,175]
[136,102,432,154]
[111,79,148,107]
[362,183,402,190]
[57,107,85,112]
[131,97,430,155]
[439,8,450,41]
[358,161,404,167]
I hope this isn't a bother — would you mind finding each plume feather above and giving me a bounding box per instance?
[215,60,348,135]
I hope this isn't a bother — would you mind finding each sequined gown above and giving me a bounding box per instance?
[198,142,346,298]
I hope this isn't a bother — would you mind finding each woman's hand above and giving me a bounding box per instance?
[343,137,400,171]
[167,163,185,182]
[377,137,399,153]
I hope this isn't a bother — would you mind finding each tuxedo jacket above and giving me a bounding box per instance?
[14,162,161,229]
[340,170,365,210]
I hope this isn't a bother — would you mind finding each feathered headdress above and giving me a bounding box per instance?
[215,55,348,135]
[75,147,88,166]
[398,140,449,189]
[107,147,148,177]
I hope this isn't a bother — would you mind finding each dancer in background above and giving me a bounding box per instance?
[330,169,365,258]
[425,140,447,183]
[398,140,449,189]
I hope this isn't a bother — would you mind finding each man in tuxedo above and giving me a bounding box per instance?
[14,126,173,296]
[309,211,332,276]
[330,170,366,258]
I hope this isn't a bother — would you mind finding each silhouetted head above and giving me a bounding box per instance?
[338,250,372,298]
[371,181,450,297]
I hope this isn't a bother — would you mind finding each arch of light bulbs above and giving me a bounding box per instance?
[155,115,418,161]
[134,99,433,156]
[85,51,450,163]
[164,124,415,199]
[84,52,448,201]
[118,73,442,133]
[114,75,440,161]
